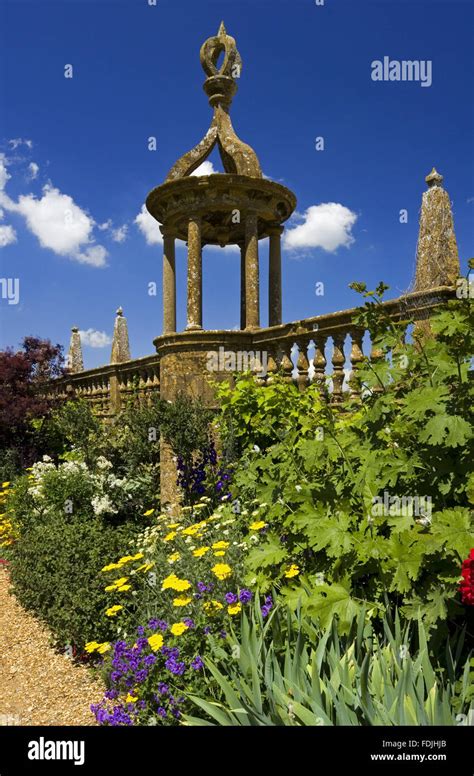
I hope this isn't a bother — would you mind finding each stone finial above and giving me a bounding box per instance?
[412,168,460,291]
[425,167,444,188]
[110,306,131,364]
[67,326,84,373]
[165,23,262,181]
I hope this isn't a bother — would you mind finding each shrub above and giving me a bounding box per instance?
[9,513,138,649]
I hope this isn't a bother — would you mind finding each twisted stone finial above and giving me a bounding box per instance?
[425,167,444,188]
[116,306,123,316]
[165,22,262,181]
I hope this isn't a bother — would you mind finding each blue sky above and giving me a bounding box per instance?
[0,0,472,368]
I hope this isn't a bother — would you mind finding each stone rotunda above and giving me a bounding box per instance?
[146,22,296,335]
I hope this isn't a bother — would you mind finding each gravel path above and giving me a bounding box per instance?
[0,567,103,725]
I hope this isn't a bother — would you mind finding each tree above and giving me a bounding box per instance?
[0,337,65,469]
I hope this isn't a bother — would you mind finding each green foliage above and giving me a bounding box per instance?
[216,289,474,634]
[184,604,473,726]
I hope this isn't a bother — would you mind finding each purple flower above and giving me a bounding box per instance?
[203,626,211,635]
[157,682,169,695]
[137,626,145,636]
[110,671,122,683]
[143,655,156,667]
[183,618,195,629]
[165,658,186,676]
[171,707,181,719]
[197,581,208,593]
[105,689,119,700]
[136,638,149,650]
[162,646,180,659]
[219,630,227,639]
[239,589,252,604]
[135,669,148,683]
[225,592,238,604]
[191,655,204,671]
[156,707,167,718]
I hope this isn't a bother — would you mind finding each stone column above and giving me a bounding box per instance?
[413,168,460,291]
[239,241,246,330]
[268,225,283,327]
[186,215,203,330]
[161,227,176,334]
[244,211,260,329]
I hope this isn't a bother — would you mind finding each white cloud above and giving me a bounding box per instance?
[135,204,162,245]
[28,162,39,180]
[98,219,112,231]
[0,224,17,247]
[0,155,11,191]
[284,203,357,253]
[79,328,112,348]
[0,182,108,267]
[191,160,217,176]
[8,138,33,150]
[111,224,128,243]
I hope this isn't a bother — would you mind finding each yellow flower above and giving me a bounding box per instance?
[212,541,230,549]
[192,546,210,558]
[125,693,138,703]
[203,600,224,615]
[131,553,144,561]
[214,551,226,557]
[212,563,232,581]
[167,552,181,564]
[183,525,199,536]
[105,605,123,617]
[143,509,154,516]
[161,574,191,592]
[170,622,189,636]
[167,523,180,529]
[84,641,101,653]
[173,595,192,607]
[2,482,10,488]
[228,603,242,616]
[116,584,132,592]
[101,562,122,573]
[284,564,300,579]
[148,634,164,651]
[163,531,177,542]
[117,555,134,565]
[249,521,266,531]
[135,562,154,573]
[97,642,111,654]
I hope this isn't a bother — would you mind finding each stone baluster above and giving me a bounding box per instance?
[370,340,385,394]
[279,350,294,383]
[331,333,346,403]
[313,334,328,395]
[296,338,310,391]
[349,329,364,400]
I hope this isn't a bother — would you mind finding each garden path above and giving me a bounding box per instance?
[0,567,103,725]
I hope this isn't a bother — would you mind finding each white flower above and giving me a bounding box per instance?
[91,495,117,516]
[96,456,113,470]
[253,445,260,453]
[295,485,302,492]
